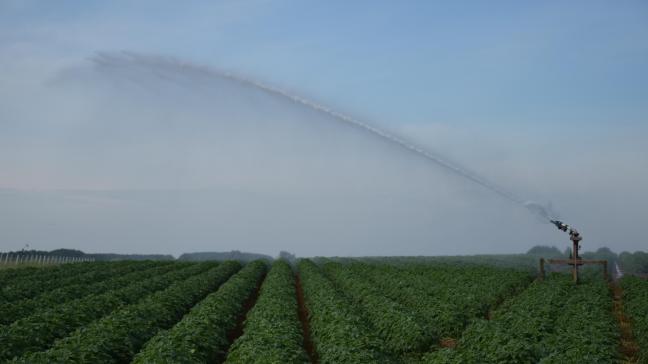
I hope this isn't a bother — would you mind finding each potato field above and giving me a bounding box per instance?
[0,258,645,363]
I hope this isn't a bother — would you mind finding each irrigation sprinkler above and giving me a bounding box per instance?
[539,220,607,283]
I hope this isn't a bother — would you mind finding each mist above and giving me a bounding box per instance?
[1,50,646,257]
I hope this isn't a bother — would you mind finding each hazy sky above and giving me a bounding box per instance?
[1,1,647,257]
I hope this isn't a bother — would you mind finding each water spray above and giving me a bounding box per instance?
[91,52,555,223]
[550,220,582,251]
[92,52,608,282]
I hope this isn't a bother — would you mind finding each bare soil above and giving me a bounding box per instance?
[611,283,639,363]
[295,273,318,364]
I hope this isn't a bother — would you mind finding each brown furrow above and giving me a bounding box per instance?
[221,272,267,362]
[295,273,318,364]
[611,283,639,363]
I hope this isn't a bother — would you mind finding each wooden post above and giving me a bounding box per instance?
[603,261,608,281]
[539,258,545,280]
[572,240,579,283]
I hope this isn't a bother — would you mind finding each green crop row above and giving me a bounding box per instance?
[0,261,120,302]
[621,276,648,363]
[0,261,100,287]
[225,260,309,364]
[344,261,532,339]
[0,261,173,325]
[425,275,619,364]
[131,260,267,363]
[298,259,388,364]
[0,261,208,361]
[423,274,576,363]
[323,261,434,354]
[14,261,242,364]
[538,278,619,363]
[0,266,49,286]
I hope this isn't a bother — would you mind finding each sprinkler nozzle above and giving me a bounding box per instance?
[550,220,569,232]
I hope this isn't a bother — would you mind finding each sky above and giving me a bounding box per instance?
[1,1,647,257]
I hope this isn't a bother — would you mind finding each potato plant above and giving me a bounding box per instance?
[539,278,619,363]
[131,260,267,363]
[298,259,389,363]
[0,258,630,363]
[621,276,648,363]
[0,261,173,325]
[344,261,532,338]
[323,261,434,354]
[14,261,241,363]
[0,261,210,361]
[0,261,114,302]
[422,274,620,364]
[225,260,309,364]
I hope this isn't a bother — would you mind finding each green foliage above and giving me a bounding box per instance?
[0,261,107,302]
[0,262,209,361]
[0,266,50,286]
[14,261,241,364]
[539,279,620,363]
[344,261,533,339]
[0,258,632,363]
[0,261,173,325]
[131,260,267,363]
[298,259,388,364]
[225,260,308,364]
[423,275,619,364]
[323,261,434,354]
[178,250,273,263]
[619,251,648,275]
[620,276,648,363]
[354,255,540,271]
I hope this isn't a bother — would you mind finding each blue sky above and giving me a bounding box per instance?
[2,0,647,128]
[0,1,647,256]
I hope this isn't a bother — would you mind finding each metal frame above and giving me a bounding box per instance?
[539,257,608,283]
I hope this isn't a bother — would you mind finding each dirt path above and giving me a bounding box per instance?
[611,283,639,363]
[295,273,318,364]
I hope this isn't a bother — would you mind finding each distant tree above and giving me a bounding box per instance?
[564,247,572,258]
[582,246,618,276]
[618,251,648,274]
[595,247,616,255]
[49,249,85,257]
[177,251,273,263]
[278,251,297,263]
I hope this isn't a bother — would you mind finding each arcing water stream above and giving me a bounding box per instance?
[92,52,556,222]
